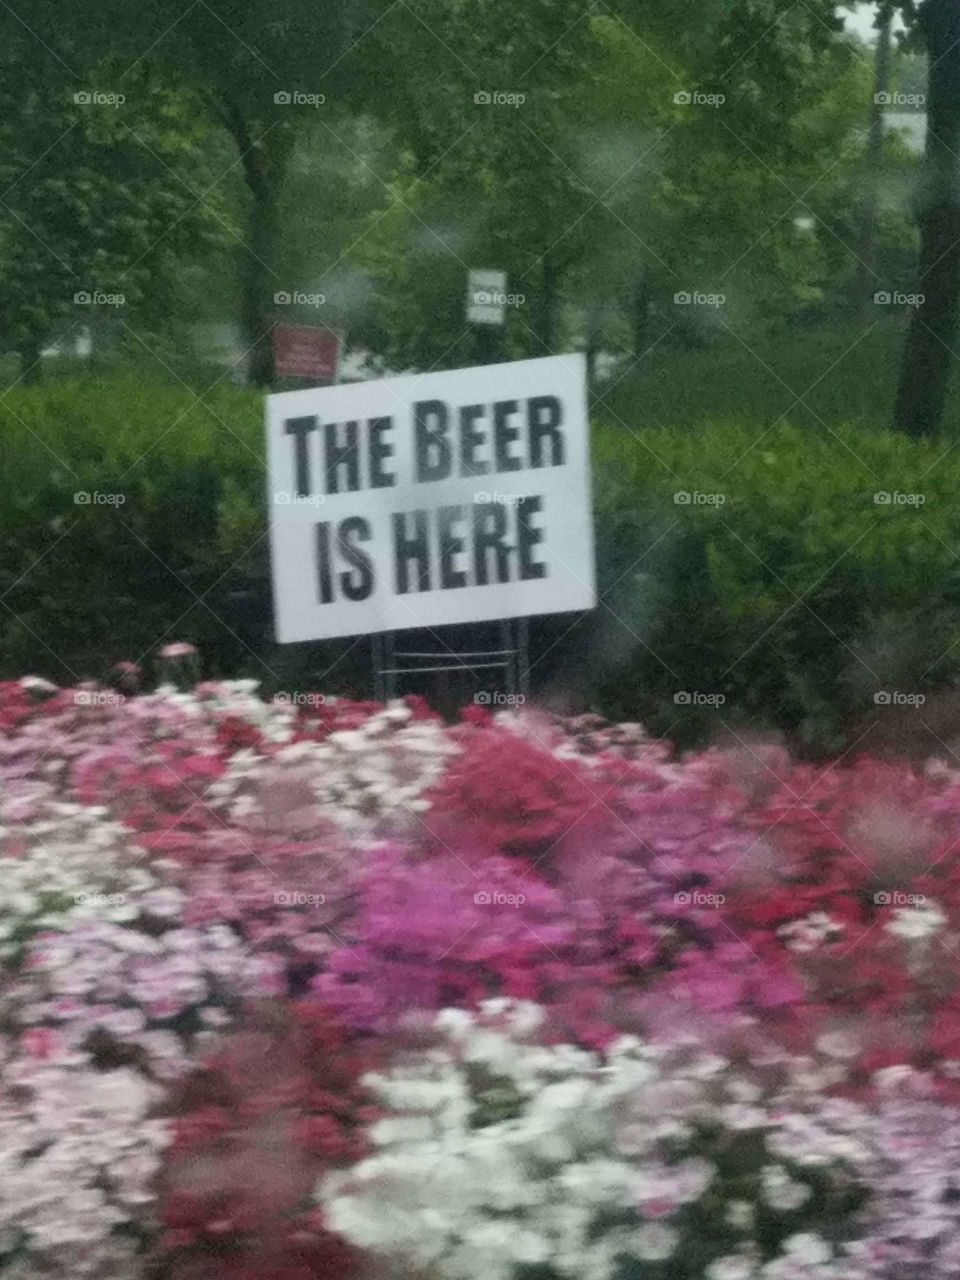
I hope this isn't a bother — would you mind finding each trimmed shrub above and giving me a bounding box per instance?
[592,420,960,750]
[0,378,373,695]
[6,377,960,750]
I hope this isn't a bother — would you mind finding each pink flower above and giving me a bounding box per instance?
[158,643,198,659]
[20,1027,59,1059]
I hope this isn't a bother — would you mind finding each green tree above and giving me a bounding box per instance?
[343,0,604,367]
[893,0,960,437]
[0,58,232,382]
[349,0,868,374]
[4,0,390,384]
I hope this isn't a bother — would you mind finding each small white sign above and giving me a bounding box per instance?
[266,353,596,642]
[467,268,508,325]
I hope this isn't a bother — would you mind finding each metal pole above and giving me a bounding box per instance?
[372,633,386,702]
[384,630,397,700]
[499,618,515,697]
[517,617,530,700]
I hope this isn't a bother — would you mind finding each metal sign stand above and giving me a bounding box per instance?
[373,619,530,704]
[373,270,527,708]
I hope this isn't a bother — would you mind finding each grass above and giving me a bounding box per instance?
[2,318,951,445]
[591,319,951,437]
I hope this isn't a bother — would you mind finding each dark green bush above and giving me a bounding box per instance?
[591,421,960,751]
[4,378,960,751]
[0,377,370,694]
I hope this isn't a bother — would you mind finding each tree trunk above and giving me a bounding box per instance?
[535,254,561,353]
[20,337,42,384]
[630,275,649,358]
[857,2,893,311]
[585,305,601,385]
[473,321,506,365]
[243,176,280,387]
[222,105,285,388]
[894,0,960,437]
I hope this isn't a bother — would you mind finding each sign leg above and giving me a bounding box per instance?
[373,633,386,703]
[517,617,531,700]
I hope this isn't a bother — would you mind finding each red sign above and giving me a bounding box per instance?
[273,325,339,381]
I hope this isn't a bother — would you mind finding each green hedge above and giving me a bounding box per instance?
[592,421,960,750]
[0,379,302,688]
[4,378,960,750]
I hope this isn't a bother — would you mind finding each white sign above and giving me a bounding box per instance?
[266,353,596,642]
[466,268,507,325]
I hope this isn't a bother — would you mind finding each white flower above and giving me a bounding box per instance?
[725,1200,756,1230]
[209,711,456,830]
[318,1003,878,1280]
[528,1078,595,1122]
[20,675,58,698]
[778,912,844,953]
[673,1156,715,1201]
[629,1221,678,1261]
[872,1064,917,1091]
[86,1070,156,1123]
[370,1114,441,1145]
[706,1257,759,1280]
[484,997,545,1036]
[559,1159,637,1206]
[782,1232,832,1264]
[815,1030,861,1060]
[886,901,947,941]
[435,1007,475,1038]
[762,1177,811,1212]
[0,1053,168,1275]
[720,1103,770,1130]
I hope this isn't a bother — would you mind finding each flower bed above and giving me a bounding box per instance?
[2,675,960,1277]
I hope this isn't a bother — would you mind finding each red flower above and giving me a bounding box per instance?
[157,1002,375,1279]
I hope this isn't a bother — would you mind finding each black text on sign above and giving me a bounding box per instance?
[266,354,595,641]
